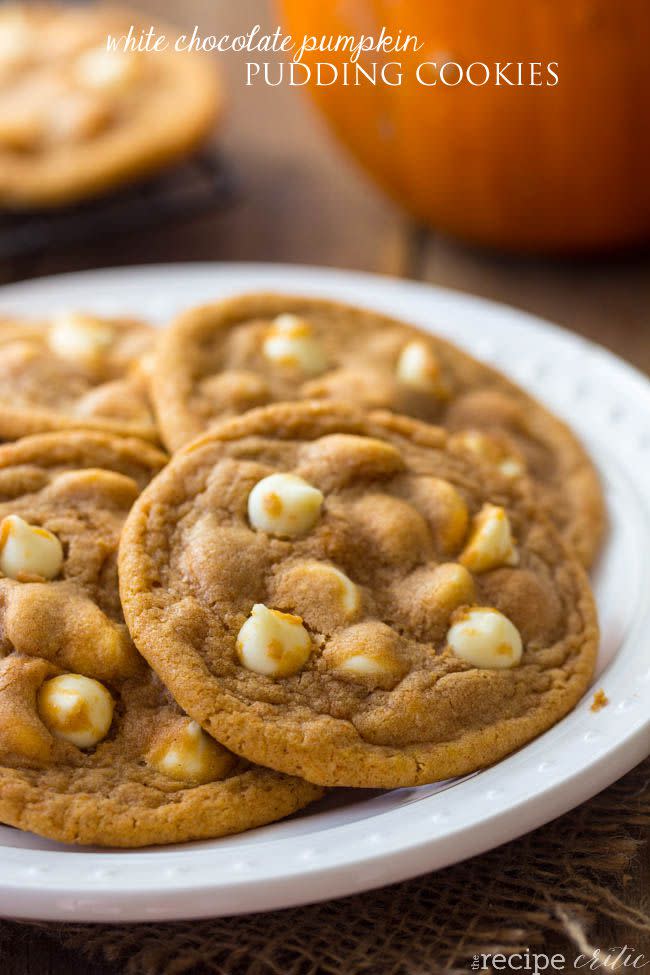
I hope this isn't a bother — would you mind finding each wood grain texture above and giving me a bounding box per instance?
[0,1,648,971]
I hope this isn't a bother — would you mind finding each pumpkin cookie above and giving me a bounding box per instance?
[0,4,220,207]
[151,294,605,567]
[0,431,321,847]
[0,312,160,442]
[119,402,599,789]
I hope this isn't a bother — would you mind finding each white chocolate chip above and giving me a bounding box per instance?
[460,503,518,573]
[410,476,469,555]
[396,341,447,395]
[0,515,63,581]
[75,46,139,90]
[147,719,235,785]
[248,472,323,537]
[324,621,406,689]
[338,653,392,678]
[422,562,476,615]
[450,431,526,479]
[499,458,525,478]
[447,607,523,669]
[302,563,359,617]
[49,313,114,363]
[37,673,114,748]
[270,561,361,632]
[262,314,327,374]
[273,314,307,334]
[236,603,312,678]
[312,565,361,616]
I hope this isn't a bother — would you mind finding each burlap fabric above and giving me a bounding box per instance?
[1,757,649,974]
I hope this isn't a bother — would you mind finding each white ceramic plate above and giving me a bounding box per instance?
[0,263,648,923]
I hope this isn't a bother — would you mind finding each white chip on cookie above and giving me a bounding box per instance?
[460,503,518,573]
[410,476,469,554]
[262,314,327,374]
[450,431,526,479]
[424,562,476,613]
[0,514,63,581]
[75,46,139,90]
[37,673,114,748]
[325,621,406,689]
[447,607,523,669]
[147,719,235,785]
[236,604,312,677]
[396,341,447,395]
[248,472,324,537]
[299,563,359,617]
[49,312,114,363]
[337,651,397,681]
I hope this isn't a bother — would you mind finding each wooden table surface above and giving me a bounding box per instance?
[2,1,649,972]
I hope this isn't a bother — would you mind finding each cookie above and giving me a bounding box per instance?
[150,294,605,568]
[0,431,321,846]
[0,312,159,442]
[0,4,220,207]
[119,402,599,789]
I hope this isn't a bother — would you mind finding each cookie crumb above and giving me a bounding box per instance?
[590,689,609,712]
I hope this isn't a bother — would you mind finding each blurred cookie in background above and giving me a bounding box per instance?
[0,4,221,208]
[0,311,159,441]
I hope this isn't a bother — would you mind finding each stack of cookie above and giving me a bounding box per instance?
[0,295,603,846]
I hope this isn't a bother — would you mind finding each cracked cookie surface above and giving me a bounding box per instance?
[120,402,599,789]
[0,314,158,441]
[151,294,605,567]
[0,431,321,846]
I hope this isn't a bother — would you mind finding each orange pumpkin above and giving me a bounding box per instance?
[279,1,650,254]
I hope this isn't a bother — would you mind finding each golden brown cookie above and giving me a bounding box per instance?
[151,294,605,567]
[119,402,599,790]
[0,313,159,442]
[0,4,220,207]
[0,431,322,847]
